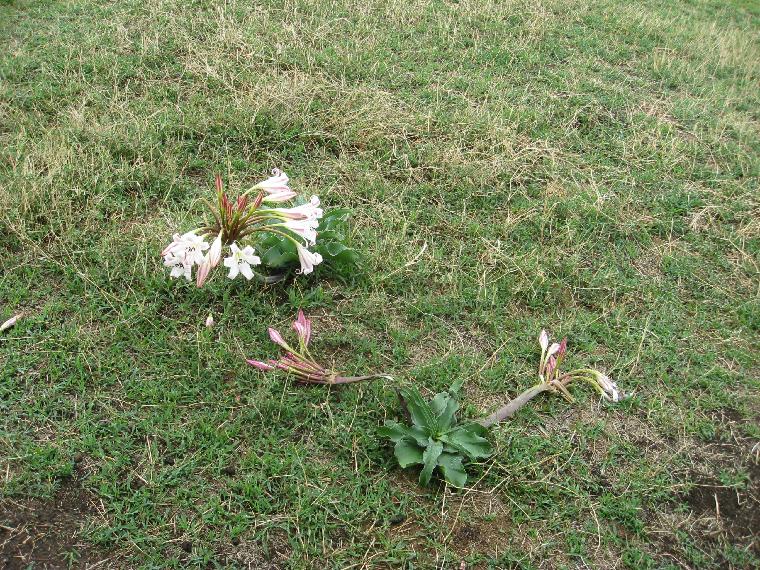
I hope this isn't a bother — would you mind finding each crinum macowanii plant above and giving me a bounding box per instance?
[245,310,391,385]
[162,170,357,287]
[478,329,625,427]
[383,329,626,487]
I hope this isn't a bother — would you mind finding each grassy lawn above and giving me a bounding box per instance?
[1,0,758,567]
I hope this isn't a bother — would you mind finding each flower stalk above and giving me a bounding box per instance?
[246,310,390,385]
[478,329,626,427]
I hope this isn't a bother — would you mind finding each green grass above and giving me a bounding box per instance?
[1,0,758,567]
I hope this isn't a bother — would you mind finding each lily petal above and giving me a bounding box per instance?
[539,329,549,352]
[0,314,20,333]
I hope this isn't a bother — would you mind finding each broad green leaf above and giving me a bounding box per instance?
[407,425,431,447]
[318,241,359,265]
[379,421,428,447]
[260,235,298,268]
[430,392,449,417]
[324,242,349,256]
[437,453,467,488]
[437,396,459,431]
[462,422,490,438]
[313,229,344,242]
[394,439,424,468]
[319,208,352,228]
[378,421,409,442]
[419,439,443,487]
[442,425,492,459]
[430,391,459,431]
[401,387,438,432]
[260,244,298,267]
[257,233,282,249]
[449,377,465,394]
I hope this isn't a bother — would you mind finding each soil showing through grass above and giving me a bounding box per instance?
[0,478,110,569]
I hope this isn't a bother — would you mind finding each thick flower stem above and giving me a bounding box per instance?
[478,383,552,428]
[331,374,392,384]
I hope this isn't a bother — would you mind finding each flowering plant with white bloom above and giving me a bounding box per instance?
[161,170,358,286]
[384,329,628,487]
[535,329,624,403]
[479,329,628,427]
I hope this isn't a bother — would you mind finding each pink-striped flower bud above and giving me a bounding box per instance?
[246,359,274,371]
[292,309,312,346]
[268,327,290,349]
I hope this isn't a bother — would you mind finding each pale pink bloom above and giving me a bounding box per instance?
[544,356,557,380]
[254,168,291,194]
[292,309,311,346]
[0,314,20,333]
[207,232,223,268]
[296,243,322,275]
[205,314,214,328]
[272,196,323,220]
[246,359,275,371]
[196,232,223,287]
[244,311,386,385]
[539,330,549,353]
[261,189,297,203]
[196,259,211,287]
[282,219,318,245]
[547,342,561,359]
[268,328,289,349]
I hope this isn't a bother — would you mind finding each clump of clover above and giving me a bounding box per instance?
[162,170,357,286]
[379,380,492,488]
[382,329,627,487]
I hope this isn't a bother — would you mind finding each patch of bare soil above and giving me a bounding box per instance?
[643,420,760,567]
[213,533,292,570]
[0,478,112,569]
[682,460,760,555]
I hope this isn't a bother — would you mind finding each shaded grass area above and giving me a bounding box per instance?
[1,0,758,567]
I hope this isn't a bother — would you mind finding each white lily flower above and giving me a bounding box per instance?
[205,313,214,328]
[254,168,290,194]
[0,314,20,333]
[282,218,318,245]
[593,372,621,402]
[163,231,211,281]
[164,231,209,265]
[163,250,192,280]
[272,196,323,220]
[296,243,322,275]
[223,243,261,280]
[162,233,182,257]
